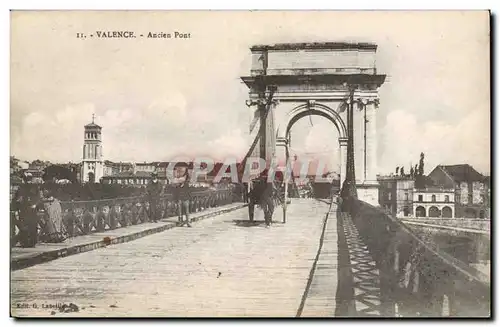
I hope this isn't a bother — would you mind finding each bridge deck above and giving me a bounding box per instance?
[11,199,381,317]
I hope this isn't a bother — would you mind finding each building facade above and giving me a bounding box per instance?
[377,175,415,217]
[427,164,489,218]
[134,162,157,174]
[103,160,114,177]
[101,171,167,186]
[156,162,170,179]
[413,187,455,218]
[103,161,134,177]
[81,119,104,183]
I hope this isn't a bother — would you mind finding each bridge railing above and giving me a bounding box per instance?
[11,188,239,247]
[345,198,490,317]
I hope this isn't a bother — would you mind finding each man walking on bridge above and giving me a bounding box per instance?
[173,165,192,227]
[146,172,163,223]
[248,172,275,228]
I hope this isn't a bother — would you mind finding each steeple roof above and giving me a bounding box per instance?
[85,114,101,128]
[84,122,101,128]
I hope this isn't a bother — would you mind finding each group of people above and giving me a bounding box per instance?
[146,166,192,227]
[147,168,284,228]
[11,166,194,248]
[11,185,67,248]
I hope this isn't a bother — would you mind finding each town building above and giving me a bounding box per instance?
[484,176,491,208]
[23,168,45,184]
[10,156,29,175]
[101,161,206,186]
[427,164,489,218]
[413,187,455,218]
[156,162,170,179]
[17,159,50,183]
[377,175,415,217]
[103,160,114,177]
[101,171,167,186]
[134,162,157,174]
[103,161,134,177]
[81,116,104,183]
[28,159,51,171]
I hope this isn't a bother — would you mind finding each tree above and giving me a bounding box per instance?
[418,152,425,176]
[396,167,400,175]
[410,166,414,178]
[414,164,419,176]
[43,165,77,183]
[10,156,21,174]
[10,156,19,167]
[400,167,405,176]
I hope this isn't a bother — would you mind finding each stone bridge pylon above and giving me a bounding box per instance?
[241,42,386,206]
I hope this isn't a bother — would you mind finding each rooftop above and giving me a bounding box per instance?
[414,186,455,192]
[136,162,157,166]
[84,122,102,129]
[377,175,415,181]
[438,164,484,183]
[104,171,156,178]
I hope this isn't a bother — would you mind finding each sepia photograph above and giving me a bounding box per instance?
[9,10,490,318]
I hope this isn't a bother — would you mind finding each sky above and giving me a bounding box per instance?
[10,11,490,175]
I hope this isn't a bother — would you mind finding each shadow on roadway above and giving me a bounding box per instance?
[335,209,382,317]
[315,198,332,206]
[223,219,284,228]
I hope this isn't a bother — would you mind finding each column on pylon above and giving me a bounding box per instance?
[344,86,358,198]
[338,137,348,186]
[365,100,378,183]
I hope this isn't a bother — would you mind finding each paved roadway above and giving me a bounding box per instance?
[11,199,331,317]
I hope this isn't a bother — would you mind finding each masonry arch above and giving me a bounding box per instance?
[429,206,440,218]
[282,103,347,140]
[415,206,426,217]
[442,206,453,218]
[277,102,348,184]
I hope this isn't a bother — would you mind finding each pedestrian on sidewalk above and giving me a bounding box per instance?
[242,182,249,203]
[146,172,163,223]
[173,165,192,227]
[41,191,67,243]
[13,184,43,247]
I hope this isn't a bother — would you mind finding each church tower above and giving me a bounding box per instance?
[81,114,104,183]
